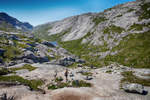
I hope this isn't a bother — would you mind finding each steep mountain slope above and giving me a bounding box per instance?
[33,0,150,68]
[0,12,33,32]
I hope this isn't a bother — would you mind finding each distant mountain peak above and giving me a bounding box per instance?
[0,12,33,32]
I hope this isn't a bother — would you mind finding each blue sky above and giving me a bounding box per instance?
[0,0,135,26]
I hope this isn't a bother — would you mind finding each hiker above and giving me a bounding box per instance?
[90,65,94,69]
[54,70,57,78]
[65,69,69,82]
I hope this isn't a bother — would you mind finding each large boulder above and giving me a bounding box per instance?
[122,83,147,94]
[59,57,75,66]
[23,51,38,63]
[59,59,73,66]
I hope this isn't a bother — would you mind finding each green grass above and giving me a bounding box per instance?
[48,80,91,90]
[103,25,125,34]
[9,64,37,71]
[72,80,92,87]
[121,71,150,86]
[105,31,150,68]
[127,9,134,13]
[0,68,11,75]
[139,3,150,20]
[128,24,144,31]
[81,72,93,76]
[106,70,112,73]
[116,14,122,17]
[48,82,70,90]
[55,77,63,82]
[0,75,43,90]
[2,45,21,62]
[93,16,107,26]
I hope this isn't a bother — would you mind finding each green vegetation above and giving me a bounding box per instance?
[116,14,122,17]
[33,26,71,42]
[48,80,91,90]
[93,16,107,26]
[9,64,37,71]
[127,9,134,13]
[33,24,52,40]
[103,25,125,34]
[0,68,11,75]
[128,24,144,31]
[81,72,92,76]
[60,30,150,68]
[1,45,21,62]
[48,82,70,90]
[0,22,18,32]
[48,29,71,41]
[55,77,63,82]
[59,36,109,67]
[68,63,78,68]
[72,80,92,87]
[121,71,150,86]
[0,75,43,90]
[106,70,112,73]
[105,31,150,68]
[139,3,150,20]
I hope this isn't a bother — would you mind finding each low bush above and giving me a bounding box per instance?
[0,75,43,90]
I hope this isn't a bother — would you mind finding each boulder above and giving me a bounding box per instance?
[59,57,75,66]
[24,51,37,60]
[59,59,73,66]
[76,59,85,63]
[77,64,83,67]
[38,56,49,63]
[122,83,147,94]
[23,58,34,64]
[42,41,55,47]
[84,76,93,80]
[8,35,19,40]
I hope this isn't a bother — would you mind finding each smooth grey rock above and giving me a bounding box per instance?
[16,69,29,75]
[122,83,146,94]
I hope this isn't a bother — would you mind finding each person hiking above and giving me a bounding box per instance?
[65,69,68,82]
[54,70,57,78]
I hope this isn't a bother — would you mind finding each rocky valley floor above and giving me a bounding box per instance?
[0,63,150,100]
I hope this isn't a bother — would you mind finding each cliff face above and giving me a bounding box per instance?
[33,0,150,68]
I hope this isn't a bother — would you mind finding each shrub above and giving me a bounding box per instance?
[72,80,91,87]
[0,68,11,75]
[0,75,43,90]
[9,64,37,71]
[121,71,150,86]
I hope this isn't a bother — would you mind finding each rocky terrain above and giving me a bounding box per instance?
[0,0,150,100]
